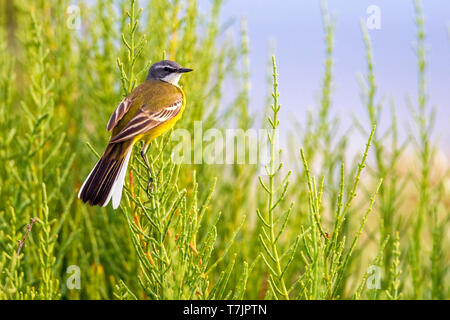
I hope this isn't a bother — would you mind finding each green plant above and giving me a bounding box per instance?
[0,0,448,300]
[257,56,294,300]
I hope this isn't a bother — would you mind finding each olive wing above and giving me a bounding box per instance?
[108,80,183,143]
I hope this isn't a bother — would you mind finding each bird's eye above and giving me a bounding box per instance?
[164,67,172,72]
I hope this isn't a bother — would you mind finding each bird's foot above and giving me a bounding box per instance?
[146,176,154,195]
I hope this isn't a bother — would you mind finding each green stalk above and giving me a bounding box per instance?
[268,57,289,300]
[257,56,290,300]
[411,0,433,298]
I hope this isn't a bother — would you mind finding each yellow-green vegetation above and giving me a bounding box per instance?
[0,0,448,300]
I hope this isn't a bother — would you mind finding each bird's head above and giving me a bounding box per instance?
[146,60,193,85]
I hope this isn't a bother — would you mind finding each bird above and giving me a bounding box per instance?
[78,60,193,209]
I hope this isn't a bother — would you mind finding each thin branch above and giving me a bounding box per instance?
[17,218,38,257]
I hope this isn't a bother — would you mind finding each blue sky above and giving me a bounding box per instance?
[200,0,450,154]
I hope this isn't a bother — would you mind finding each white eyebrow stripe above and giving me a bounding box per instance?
[155,65,176,70]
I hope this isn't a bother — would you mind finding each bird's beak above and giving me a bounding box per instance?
[178,68,193,73]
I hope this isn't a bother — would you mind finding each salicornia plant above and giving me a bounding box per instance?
[0,0,448,300]
[257,56,295,300]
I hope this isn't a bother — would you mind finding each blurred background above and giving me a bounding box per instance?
[201,0,450,155]
[0,0,448,300]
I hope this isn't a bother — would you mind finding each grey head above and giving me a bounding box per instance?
[146,60,193,85]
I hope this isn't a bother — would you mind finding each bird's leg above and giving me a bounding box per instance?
[140,141,153,194]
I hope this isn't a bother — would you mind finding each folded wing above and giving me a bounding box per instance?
[109,99,182,144]
[106,97,133,131]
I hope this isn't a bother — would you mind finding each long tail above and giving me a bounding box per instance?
[78,141,133,209]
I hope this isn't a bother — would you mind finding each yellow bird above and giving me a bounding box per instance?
[78,60,193,209]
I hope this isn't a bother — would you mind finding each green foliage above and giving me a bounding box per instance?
[257,56,293,300]
[0,0,448,300]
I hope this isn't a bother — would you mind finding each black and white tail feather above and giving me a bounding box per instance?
[78,143,132,209]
